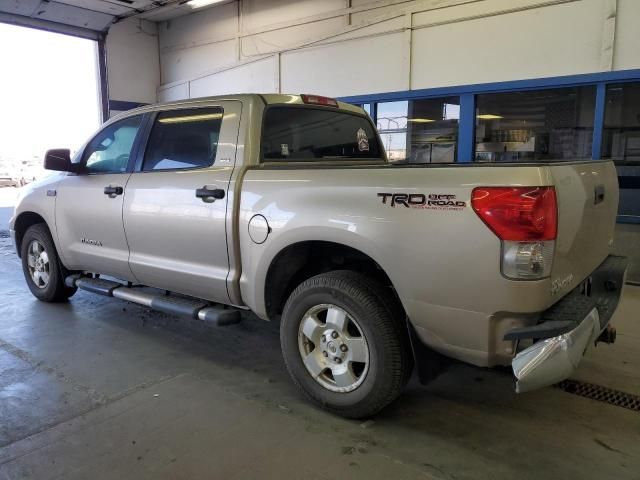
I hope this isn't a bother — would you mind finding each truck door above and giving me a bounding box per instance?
[55,114,145,280]
[123,102,241,303]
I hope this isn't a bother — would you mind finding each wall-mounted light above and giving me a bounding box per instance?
[185,0,226,9]
[477,114,503,120]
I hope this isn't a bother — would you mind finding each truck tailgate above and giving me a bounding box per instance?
[549,161,619,296]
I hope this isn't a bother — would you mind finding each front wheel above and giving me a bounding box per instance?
[280,271,411,418]
[20,224,77,302]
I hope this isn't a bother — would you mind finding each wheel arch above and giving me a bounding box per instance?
[14,211,49,258]
[263,240,403,320]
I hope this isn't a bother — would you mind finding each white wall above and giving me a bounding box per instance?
[613,0,640,71]
[106,18,160,106]
[156,0,640,102]
[410,0,606,88]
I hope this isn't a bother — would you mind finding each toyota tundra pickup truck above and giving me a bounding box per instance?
[9,94,627,418]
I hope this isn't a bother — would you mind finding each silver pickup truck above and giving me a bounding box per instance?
[10,94,627,418]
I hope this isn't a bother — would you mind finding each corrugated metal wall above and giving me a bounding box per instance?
[156,0,640,101]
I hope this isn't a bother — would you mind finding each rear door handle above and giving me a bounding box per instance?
[195,187,225,202]
[104,185,123,196]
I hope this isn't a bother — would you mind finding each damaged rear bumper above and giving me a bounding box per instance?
[505,255,628,393]
[511,308,600,393]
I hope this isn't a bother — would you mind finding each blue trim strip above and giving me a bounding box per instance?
[617,215,640,225]
[109,99,147,111]
[338,69,640,104]
[592,83,606,160]
[457,94,475,162]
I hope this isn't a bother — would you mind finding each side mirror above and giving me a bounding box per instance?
[44,149,76,172]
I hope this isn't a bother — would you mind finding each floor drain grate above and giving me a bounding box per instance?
[555,380,640,411]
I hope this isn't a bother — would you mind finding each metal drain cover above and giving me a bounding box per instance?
[555,380,640,411]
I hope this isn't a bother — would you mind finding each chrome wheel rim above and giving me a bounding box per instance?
[26,240,50,289]
[298,304,370,393]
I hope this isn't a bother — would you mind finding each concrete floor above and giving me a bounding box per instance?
[0,233,639,479]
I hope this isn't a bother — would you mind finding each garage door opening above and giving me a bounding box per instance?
[0,23,101,187]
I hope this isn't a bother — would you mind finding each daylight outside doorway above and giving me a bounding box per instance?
[0,23,101,230]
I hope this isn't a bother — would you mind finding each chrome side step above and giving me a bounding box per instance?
[112,287,154,307]
[66,275,241,326]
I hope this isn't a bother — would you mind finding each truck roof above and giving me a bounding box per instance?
[111,93,363,122]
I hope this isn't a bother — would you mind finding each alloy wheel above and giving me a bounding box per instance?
[26,240,50,289]
[297,303,370,393]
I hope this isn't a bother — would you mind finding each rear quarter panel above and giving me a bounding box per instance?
[238,164,559,366]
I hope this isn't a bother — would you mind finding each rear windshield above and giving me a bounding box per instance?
[261,106,382,161]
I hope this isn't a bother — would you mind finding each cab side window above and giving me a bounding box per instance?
[142,108,223,171]
[82,115,143,174]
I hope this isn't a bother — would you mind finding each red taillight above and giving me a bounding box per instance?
[471,187,557,241]
[300,94,339,107]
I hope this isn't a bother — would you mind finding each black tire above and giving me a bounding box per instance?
[280,270,411,419]
[20,223,77,302]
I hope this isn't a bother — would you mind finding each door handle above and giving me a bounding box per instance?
[195,187,225,202]
[104,185,123,196]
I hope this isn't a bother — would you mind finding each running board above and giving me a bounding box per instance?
[66,275,241,326]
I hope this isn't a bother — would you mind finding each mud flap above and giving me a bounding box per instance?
[405,318,450,385]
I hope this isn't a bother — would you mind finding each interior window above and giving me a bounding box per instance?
[376,97,460,164]
[474,86,596,162]
[603,82,640,222]
[83,115,143,174]
[376,101,408,162]
[142,108,223,171]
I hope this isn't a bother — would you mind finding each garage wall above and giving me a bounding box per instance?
[157,0,637,101]
[106,17,160,114]
[613,0,640,71]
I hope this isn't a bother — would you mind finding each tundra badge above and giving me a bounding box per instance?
[81,237,103,247]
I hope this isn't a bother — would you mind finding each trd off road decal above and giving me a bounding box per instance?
[377,193,466,211]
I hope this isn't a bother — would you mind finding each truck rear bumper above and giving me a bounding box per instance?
[511,307,600,393]
[505,255,628,393]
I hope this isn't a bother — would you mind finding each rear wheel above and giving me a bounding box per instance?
[280,270,410,418]
[20,224,76,302]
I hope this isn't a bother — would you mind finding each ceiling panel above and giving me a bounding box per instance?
[31,1,114,30]
[0,0,41,16]
[0,0,213,33]
[54,0,139,16]
[139,3,195,22]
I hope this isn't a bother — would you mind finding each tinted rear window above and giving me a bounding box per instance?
[261,107,382,161]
